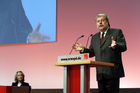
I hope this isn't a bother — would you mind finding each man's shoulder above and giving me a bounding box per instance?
[93,32,100,37]
[109,28,122,33]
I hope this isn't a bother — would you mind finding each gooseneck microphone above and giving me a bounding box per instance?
[69,35,84,54]
[85,34,93,48]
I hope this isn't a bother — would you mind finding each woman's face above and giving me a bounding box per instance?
[16,72,24,82]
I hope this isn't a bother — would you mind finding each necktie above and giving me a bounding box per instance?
[100,32,105,43]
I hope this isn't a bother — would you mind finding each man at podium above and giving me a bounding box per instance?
[73,14,127,93]
[12,71,31,93]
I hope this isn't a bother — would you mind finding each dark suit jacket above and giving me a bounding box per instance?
[82,28,127,81]
[12,82,31,92]
[12,82,29,86]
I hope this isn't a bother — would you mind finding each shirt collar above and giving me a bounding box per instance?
[100,27,109,37]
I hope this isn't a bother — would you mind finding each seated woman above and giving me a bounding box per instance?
[12,71,31,92]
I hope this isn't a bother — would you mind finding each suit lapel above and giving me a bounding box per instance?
[96,32,101,47]
[100,28,112,47]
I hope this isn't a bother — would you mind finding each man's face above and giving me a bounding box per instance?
[96,16,109,31]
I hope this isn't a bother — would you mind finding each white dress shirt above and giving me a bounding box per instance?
[100,28,109,38]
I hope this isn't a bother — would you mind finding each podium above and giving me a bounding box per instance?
[0,86,29,93]
[12,86,29,93]
[56,54,114,93]
[0,86,12,93]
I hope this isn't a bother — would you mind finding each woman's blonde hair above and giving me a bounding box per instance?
[15,71,25,83]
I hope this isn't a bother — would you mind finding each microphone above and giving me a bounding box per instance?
[69,35,84,54]
[85,34,93,48]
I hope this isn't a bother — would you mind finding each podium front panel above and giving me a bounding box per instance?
[0,86,12,93]
[12,87,29,93]
[63,65,90,93]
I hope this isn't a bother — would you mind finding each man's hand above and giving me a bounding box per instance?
[73,43,85,51]
[109,36,116,49]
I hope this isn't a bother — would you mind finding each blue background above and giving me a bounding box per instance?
[22,0,56,42]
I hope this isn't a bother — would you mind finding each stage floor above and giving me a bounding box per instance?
[31,88,140,93]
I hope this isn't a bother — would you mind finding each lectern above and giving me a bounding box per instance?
[0,86,12,93]
[56,54,114,93]
[0,86,29,93]
[12,86,29,93]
